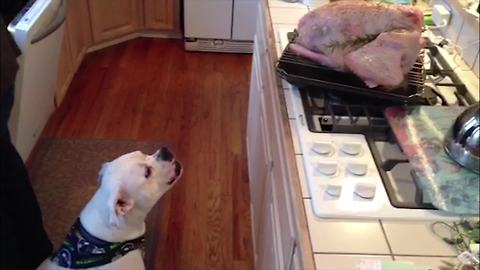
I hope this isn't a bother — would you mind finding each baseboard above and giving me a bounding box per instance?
[140,30,182,39]
[87,31,183,53]
[87,33,141,53]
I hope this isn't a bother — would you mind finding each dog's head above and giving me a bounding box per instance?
[98,147,182,227]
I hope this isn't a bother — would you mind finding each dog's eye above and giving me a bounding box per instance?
[145,166,152,178]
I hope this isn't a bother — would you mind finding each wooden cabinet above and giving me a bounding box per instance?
[56,29,74,105]
[88,0,143,43]
[66,0,92,68]
[144,0,179,31]
[56,0,92,105]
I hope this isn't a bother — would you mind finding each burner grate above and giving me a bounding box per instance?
[423,44,475,105]
[301,90,392,139]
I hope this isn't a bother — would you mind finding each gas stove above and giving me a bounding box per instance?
[278,29,479,220]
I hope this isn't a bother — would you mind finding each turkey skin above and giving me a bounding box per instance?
[290,1,424,88]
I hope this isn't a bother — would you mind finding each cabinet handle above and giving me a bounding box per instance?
[287,237,297,270]
[299,114,305,126]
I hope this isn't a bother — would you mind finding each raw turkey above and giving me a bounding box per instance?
[344,29,425,88]
[290,1,424,88]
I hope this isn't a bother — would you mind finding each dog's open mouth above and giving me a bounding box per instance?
[167,161,182,185]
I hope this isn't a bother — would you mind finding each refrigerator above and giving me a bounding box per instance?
[184,0,259,53]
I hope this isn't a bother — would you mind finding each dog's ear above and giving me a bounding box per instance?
[98,162,110,184]
[108,186,134,228]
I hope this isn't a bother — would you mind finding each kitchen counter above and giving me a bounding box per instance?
[262,0,472,269]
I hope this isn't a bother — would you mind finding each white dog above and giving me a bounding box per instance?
[37,147,182,270]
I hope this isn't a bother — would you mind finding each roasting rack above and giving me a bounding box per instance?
[276,32,437,105]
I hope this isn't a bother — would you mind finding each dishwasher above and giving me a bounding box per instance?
[8,0,68,160]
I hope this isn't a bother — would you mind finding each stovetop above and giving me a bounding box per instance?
[299,40,476,212]
[277,27,478,220]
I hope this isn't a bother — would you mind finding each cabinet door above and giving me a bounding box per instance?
[232,0,259,41]
[66,0,92,68]
[263,51,297,268]
[257,6,297,267]
[56,29,73,105]
[247,35,271,244]
[184,0,232,39]
[144,0,179,31]
[88,0,142,43]
[256,170,283,270]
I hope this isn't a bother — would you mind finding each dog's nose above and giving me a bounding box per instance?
[174,161,182,177]
[167,161,183,185]
[157,147,174,162]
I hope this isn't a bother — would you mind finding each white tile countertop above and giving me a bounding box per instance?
[264,0,472,269]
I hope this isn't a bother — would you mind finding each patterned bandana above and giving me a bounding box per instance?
[50,218,144,268]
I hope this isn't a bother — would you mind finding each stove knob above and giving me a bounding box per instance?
[340,143,362,156]
[312,142,333,155]
[347,163,368,176]
[354,183,376,200]
[315,163,337,176]
[325,185,342,198]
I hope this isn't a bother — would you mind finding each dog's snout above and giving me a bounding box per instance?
[157,147,174,162]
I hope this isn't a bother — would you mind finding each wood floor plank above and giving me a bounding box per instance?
[43,38,254,270]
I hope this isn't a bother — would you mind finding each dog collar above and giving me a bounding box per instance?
[51,218,145,269]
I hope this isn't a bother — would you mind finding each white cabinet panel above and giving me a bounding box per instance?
[257,170,285,270]
[232,0,259,40]
[247,36,272,247]
[184,0,232,39]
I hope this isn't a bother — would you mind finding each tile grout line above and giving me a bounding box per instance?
[379,219,395,260]
[388,254,458,258]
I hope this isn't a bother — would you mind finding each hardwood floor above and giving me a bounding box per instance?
[43,38,254,270]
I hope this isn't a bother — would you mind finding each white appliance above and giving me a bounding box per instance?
[184,0,259,53]
[7,0,67,160]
